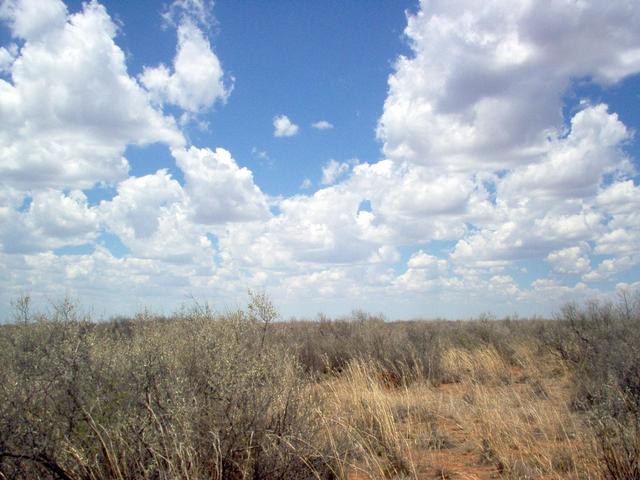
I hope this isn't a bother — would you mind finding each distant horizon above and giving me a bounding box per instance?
[2,290,599,325]
[1,0,639,320]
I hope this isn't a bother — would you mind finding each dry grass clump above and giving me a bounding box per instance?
[387,342,597,480]
[318,360,418,479]
[441,346,512,385]
[463,379,597,478]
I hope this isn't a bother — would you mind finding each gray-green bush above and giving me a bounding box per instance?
[540,292,640,479]
[0,296,334,480]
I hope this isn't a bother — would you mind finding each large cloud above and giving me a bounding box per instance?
[370,0,640,304]
[377,0,640,171]
[449,103,630,265]
[0,0,184,191]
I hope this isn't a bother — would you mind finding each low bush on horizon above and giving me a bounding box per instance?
[1,291,638,479]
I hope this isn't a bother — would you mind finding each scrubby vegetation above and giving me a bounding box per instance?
[1,291,639,479]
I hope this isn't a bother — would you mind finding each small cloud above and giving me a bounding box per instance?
[179,113,210,131]
[251,147,273,166]
[321,159,350,185]
[140,19,229,113]
[312,120,333,130]
[273,114,299,137]
[162,0,215,29]
[300,178,312,189]
[251,147,269,160]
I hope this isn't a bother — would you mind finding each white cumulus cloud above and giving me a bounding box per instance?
[547,245,591,275]
[0,0,184,191]
[140,18,229,113]
[0,189,99,254]
[377,0,640,172]
[172,146,270,224]
[273,114,299,137]
[0,0,67,40]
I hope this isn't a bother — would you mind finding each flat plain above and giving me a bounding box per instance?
[1,294,638,479]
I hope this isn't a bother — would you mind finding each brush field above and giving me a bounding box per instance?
[1,293,639,479]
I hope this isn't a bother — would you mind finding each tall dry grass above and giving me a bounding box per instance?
[450,347,598,479]
[318,360,418,479]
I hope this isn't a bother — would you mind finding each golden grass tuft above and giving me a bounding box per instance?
[318,360,418,479]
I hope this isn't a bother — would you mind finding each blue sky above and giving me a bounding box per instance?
[0,0,639,320]
[92,0,415,196]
